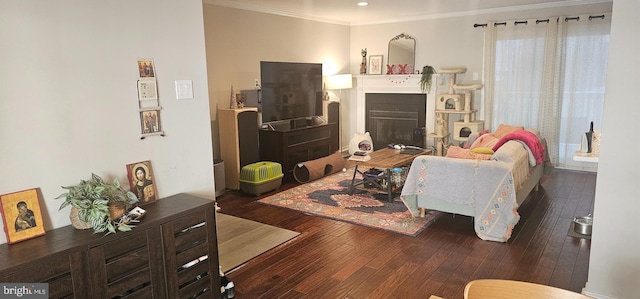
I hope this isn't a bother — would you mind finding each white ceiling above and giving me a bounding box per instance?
[203,0,611,25]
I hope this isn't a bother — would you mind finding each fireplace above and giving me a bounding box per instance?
[365,93,426,150]
[352,75,436,151]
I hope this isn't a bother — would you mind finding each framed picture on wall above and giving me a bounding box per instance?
[139,108,162,135]
[137,79,158,101]
[0,188,46,244]
[137,58,156,79]
[126,160,158,206]
[369,55,383,75]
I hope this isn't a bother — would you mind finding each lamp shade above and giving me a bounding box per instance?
[326,74,353,90]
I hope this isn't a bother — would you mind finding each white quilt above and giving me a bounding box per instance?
[401,140,534,242]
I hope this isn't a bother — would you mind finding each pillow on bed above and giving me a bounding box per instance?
[446,146,492,160]
[470,134,499,149]
[464,132,480,149]
[470,147,494,155]
[493,124,524,139]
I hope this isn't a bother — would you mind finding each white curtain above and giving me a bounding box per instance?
[483,14,610,171]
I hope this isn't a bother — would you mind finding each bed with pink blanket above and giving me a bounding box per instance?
[400,128,548,242]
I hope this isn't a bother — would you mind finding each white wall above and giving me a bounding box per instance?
[0,0,214,245]
[202,5,351,157]
[584,0,640,298]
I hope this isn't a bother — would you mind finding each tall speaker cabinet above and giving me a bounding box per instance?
[323,101,340,152]
[219,108,259,190]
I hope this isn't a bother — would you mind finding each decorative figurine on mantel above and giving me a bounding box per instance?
[360,48,367,75]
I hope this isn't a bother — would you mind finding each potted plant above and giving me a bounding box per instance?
[419,65,436,92]
[56,173,139,235]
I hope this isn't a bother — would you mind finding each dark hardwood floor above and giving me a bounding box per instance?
[216,169,595,299]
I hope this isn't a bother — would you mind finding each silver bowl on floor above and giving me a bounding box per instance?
[573,214,593,235]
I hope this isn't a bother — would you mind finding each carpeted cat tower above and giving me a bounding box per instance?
[293,152,346,183]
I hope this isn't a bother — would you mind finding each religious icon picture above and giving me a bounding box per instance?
[126,160,158,206]
[140,109,162,135]
[0,188,46,244]
[137,58,156,78]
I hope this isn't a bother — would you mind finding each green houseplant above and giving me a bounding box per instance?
[56,173,139,235]
[419,65,436,93]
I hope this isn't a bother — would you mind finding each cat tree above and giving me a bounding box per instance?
[429,67,484,155]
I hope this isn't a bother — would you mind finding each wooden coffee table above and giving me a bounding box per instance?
[348,147,430,202]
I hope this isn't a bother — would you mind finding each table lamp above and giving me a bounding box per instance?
[326,74,353,99]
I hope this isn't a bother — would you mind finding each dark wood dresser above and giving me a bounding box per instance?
[0,193,220,299]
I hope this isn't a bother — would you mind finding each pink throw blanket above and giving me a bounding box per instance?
[492,130,545,164]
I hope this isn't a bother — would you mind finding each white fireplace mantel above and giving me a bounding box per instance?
[353,74,436,140]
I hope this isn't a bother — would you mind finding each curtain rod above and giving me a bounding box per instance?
[473,14,605,28]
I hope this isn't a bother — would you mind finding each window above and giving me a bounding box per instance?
[484,14,610,170]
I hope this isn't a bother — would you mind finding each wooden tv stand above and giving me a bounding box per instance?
[259,121,338,180]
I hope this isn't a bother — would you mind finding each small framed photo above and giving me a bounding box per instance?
[0,188,46,244]
[137,79,158,101]
[369,55,383,75]
[137,58,155,78]
[126,160,158,206]
[140,108,162,135]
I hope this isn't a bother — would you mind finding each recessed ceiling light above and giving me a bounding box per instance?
[357,2,368,6]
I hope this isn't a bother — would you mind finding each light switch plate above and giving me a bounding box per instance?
[175,80,194,100]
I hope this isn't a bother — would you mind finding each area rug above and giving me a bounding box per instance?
[257,169,442,236]
[216,213,300,273]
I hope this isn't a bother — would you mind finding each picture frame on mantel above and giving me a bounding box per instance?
[369,55,383,75]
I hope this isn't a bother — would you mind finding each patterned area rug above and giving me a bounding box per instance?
[258,169,442,236]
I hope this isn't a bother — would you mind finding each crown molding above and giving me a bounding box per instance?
[203,0,612,26]
[353,0,612,25]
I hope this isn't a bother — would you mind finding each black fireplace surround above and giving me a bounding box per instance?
[365,93,427,150]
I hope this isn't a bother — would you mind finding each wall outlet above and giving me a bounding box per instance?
[255,79,260,88]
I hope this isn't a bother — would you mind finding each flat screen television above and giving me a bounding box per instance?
[260,61,323,124]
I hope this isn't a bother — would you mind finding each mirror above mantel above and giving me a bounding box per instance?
[387,33,416,74]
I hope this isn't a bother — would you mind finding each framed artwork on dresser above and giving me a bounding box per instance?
[126,160,158,206]
[0,188,46,244]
